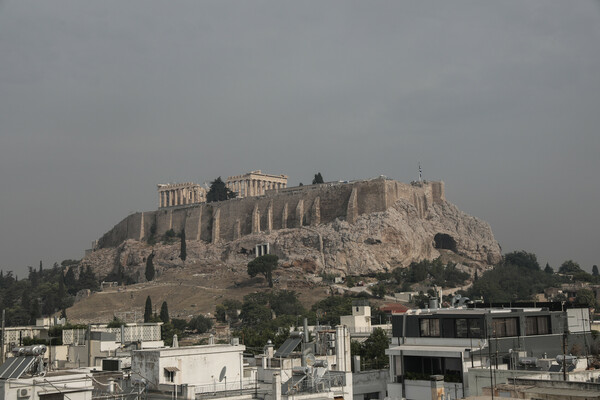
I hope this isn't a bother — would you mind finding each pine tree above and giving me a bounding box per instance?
[312,173,324,184]
[65,267,77,294]
[144,296,153,323]
[160,301,169,323]
[544,263,553,274]
[39,260,43,273]
[593,265,599,277]
[206,177,237,203]
[180,229,187,262]
[145,252,155,281]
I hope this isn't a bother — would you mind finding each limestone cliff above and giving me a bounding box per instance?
[82,195,501,280]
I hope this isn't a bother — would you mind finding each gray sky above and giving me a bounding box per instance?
[1,1,599,276]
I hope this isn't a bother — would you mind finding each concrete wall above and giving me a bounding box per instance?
[352,369,388,400]
[98,179,445,248]
[132,344,245,388]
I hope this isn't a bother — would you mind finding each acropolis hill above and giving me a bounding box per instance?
[91,174,501,278]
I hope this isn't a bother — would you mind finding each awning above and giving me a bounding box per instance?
[164,366,180,372]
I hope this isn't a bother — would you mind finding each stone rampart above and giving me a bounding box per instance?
[97,178,445,249]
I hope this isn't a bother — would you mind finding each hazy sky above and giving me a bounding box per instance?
[1,1,599,276]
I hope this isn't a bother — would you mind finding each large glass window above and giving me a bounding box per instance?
[455,319,468,338]
[468,319,483,338]
[525,316,550,335]
[492,317,519,337]
[420,318,440,337]
[455,318,482,338]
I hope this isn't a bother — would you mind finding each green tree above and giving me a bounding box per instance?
[312,173,324,184]
[559,260,583,274]
[65,267,77,294]
[544,263,553,274]
[239,301,272,327]
[180,229,187,262]
[247,254,279,287]
[559,260,592,281]
[575,289,597,308]
[215,305,227,322]
[206,177,237,203]
[160,301,169,323]
[144,296,153,323]
[145,252,155,282]
[504,251,540,270]
[593,265,599,277]
[371,283,387,299]
[107,316,124,328]
[362,328,390,369]
[188,315,213,333]
[216,299,242,323]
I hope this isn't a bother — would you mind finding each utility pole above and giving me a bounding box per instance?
[1,309,5,364]
[562,330,568,381]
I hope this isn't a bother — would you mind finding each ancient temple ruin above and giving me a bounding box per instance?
[157,182,206,208]
[157,171,288,208]
[226,170,288,198]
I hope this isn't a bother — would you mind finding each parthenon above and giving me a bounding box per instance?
[157,170,288,208]
[226,170,288,198]
[157,182,206,208]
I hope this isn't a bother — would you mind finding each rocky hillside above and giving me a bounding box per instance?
[81,197,501,282]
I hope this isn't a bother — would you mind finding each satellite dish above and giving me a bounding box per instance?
[219,366,226,382]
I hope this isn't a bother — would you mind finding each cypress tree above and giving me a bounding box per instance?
[160,301,169,323]
[145,252,155,281]
[312,173,324,184]
[144,296,153,323]
[180,229,187,262]
[593,265,599,277]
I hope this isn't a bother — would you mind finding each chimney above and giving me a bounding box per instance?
[272,372,281,400]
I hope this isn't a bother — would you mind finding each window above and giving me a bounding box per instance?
[455,319,468,338]
[455,319,482,338]
[420,318,440,337]
[164,367,179,383]
[526,316,550,335]
[468,319,483,338]
[492,318,518,337]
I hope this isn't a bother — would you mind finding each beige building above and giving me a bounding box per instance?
[157,182,206,208]
[226,170,287,198]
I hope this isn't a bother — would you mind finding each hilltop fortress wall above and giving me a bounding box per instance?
[97,178,445,249]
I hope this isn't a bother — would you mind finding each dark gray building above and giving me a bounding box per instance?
[385,306,592,400]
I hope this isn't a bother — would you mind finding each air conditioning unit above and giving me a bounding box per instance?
[18,388,31,398]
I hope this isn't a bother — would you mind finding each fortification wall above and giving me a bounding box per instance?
[97,178,445,248]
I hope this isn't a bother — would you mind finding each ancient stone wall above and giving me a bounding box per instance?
[97,178,445,248]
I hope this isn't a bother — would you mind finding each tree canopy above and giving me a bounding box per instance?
[206,177,237,203]
[160,301,169,323]
[351,328,390,369]
[180,229,187,262]
[467,251,563,302]
[247,254,279,287]
[312,173,324,184]
[188,314,213,333]
[145,252,155,281]
[144,296,153,323]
